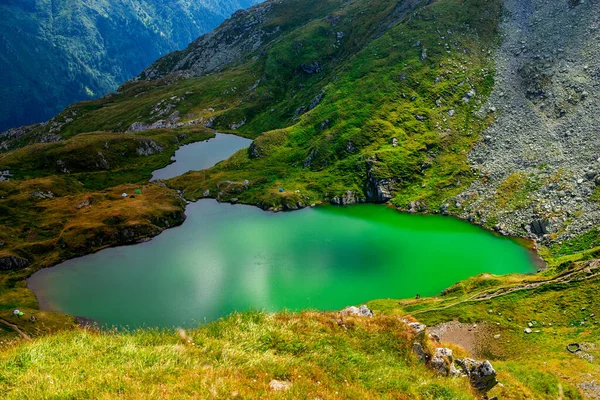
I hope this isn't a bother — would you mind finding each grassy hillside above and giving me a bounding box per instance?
[0,127,215,310]
[3,0,501,213]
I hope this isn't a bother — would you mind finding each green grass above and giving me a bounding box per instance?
[0,312,478,399]
[1,127,214,188]
[495,172,540,212]
[165,0,501,214]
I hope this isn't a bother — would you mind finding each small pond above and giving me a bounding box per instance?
[151,132,251,181]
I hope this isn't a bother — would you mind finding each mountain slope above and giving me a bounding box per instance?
[0,0,262,132]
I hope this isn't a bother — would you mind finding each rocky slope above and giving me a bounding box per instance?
[452,0,600,245]
[0,0,262,132]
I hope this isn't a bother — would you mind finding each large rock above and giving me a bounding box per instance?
[455,358,499,393]
[413,342,428,363]
[248,142,262,159]
[529,219,549,237]
[136,139,164,156]
[366,176,395,202]
[404,321,427,336]
[0,255,30,271]
[430,348,454,376]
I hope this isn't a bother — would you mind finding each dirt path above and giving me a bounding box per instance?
[410,260,600,317]
[0,318,31,340]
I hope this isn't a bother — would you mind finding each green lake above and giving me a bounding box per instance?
[28,201,536,329]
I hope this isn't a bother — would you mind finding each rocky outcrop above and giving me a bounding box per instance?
[340,305,373,317]
[331,191,365,206]
[128,114,214,133]
[0,255,30,271]
[135,139,164,156]
[0,170,12,182]
[300,61,323,75]
[248,142,262,159]
[294,90,326,119]
[366,176,396,203]
[407,319,498,394]
[365,157,397,202]
[454,358,499,393]
[409,200,427,213]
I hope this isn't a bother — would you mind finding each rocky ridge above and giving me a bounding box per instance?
[138,2,278,81]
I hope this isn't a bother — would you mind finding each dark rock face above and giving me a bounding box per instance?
[249,142,262,159]
[365,157,396,203]
[529,219,548,236]
[366,176,395,203]
[300,61,323,75]
[0,255,30,271]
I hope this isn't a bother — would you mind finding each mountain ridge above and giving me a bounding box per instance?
[0,0,262,132]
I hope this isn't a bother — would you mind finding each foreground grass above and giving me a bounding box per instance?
[0,313,478,400]
[1,270,597,400]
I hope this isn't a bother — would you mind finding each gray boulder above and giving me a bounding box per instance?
[430,348,454,376]
[455,358,499,393]
[340,304,373,317]
[136,139,164,156]
[331,191,364,206]
[413,342,428,363]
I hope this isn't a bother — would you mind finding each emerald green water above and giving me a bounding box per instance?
[28,201,536,329]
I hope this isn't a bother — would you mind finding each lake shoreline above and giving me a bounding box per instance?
[23,133,544,327]
[28,200,538,328]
